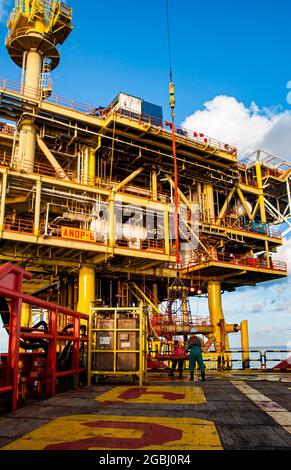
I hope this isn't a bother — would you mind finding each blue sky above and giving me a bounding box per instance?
[1,0,291,123]
[0,0,291,350]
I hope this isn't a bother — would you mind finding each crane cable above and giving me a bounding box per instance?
[166,0,180,266]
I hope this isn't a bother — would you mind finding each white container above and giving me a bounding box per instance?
[114,93,142,114]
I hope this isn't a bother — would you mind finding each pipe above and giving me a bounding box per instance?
[42,187,97,203]
[36,134,70,181]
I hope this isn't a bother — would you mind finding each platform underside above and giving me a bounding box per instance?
[0,371,291,451]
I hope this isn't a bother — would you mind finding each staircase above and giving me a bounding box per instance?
[179,216,212,258]
[131,282,161,339]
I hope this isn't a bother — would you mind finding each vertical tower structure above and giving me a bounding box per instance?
[6,0,73,172]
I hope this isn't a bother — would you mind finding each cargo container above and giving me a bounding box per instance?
[141,100,163,126]
[104,92,163,126]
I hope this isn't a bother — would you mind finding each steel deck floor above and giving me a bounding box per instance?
[0,371,291,450]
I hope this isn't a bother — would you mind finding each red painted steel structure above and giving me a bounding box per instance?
[0,263,89,410]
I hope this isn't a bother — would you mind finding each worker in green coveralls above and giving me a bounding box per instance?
[186,335,206,382]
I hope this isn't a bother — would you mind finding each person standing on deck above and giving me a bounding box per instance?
[186,335,206,382]
[169,340,185,378]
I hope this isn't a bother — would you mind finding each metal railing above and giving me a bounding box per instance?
[0,77,238,156]
[149,349,291,372]
[265,350,291,370]
[111,107,238,157]
[181,252,287,272]
[199,216,282,239]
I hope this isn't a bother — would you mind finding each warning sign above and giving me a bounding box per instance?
[61,227,96,243]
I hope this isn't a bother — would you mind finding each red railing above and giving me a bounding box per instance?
[0,123,15,136]
[111,107,238,157]
[0,263,89,411]
[4,217,34,235]
[181,252,287,273]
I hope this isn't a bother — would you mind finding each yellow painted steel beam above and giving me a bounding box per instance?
[113,167,144,193]
[236,188,253,220]
[251,198,261,220]
[0,254,79,268]
[131,282,160,316]
[216,187,236,223]
[92,253,113,264]
[1,230,177,263]
[36,134,69,180]
[238,183,261,195]
[255,162,267,224]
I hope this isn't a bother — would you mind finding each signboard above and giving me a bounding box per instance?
[61,227,96,243]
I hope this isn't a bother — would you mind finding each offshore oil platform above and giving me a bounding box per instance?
[0,0,291,452]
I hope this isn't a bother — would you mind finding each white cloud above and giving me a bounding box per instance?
[254,325,291,336]
[181,95,291,159]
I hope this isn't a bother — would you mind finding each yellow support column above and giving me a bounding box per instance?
[241,320,250,369]
[24,49,42,98]
[21,303,32,328]
[77,267,95,317]
[207,281,225,353]
[15,119,37,172]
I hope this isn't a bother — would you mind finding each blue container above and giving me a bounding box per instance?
[141,101,163,126]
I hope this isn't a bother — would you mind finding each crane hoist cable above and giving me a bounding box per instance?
[166,0,180,266]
